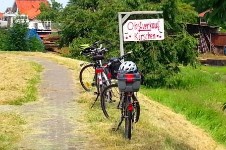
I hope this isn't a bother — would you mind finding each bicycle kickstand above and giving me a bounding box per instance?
[91,93,99,108]
[115,116,124,131]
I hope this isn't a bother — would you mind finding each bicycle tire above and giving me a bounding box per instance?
[125,97,132,140]
[132,94,140,123]
[101,83,120,118]
[222,102,226,111]
[79,64,97,92]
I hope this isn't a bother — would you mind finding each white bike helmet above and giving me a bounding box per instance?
[118,61,138,73]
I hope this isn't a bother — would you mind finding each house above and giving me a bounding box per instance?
[187,9,226,55]
[198,9,226,55]
[11,0,48,20]
[0,12,7,28]
[1,0,51,31]
[0,12,3,20]
[0,7,15,28]
[11,0,51,31]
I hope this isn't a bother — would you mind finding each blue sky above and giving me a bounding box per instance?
[0,0,69,12]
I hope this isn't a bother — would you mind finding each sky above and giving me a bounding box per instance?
[0,0,69,12]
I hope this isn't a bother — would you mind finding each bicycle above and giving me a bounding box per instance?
[79,41,112,107]
[79,41,107,92]
[101,61,141,139]
[80,42,133,107]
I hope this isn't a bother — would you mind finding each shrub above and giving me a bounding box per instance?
[27,37,45,52]
[0,29,8,50]
[2,22,45,52]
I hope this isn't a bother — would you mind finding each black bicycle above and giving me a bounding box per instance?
[101,62,141,139]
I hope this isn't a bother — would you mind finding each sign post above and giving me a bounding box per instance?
[118,11,163,56]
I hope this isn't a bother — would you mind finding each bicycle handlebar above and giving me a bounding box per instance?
[80,40,111,56]
[118,51,132,60]
[106,51,133,66]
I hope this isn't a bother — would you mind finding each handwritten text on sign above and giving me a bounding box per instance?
[123,19,164,41]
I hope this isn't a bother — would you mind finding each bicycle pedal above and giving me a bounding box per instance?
[111,127,118,131]
[117,106,122,109]
[105,100,116,103]
[94,92,99,95]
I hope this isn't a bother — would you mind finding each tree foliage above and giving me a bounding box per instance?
[208,0,226,27]
[182,0,213,13]
[58,0,198,86]
[37,0,63,22]
[58,0,198,87]
[7,22,29,51]
[0,29,9,50]
[182,0,226,29]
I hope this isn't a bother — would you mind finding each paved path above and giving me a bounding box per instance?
[17,57,88,149]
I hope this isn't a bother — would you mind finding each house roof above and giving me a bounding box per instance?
[16,0,48,20]
[5,7,12,13]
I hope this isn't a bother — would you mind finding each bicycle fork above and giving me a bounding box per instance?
[91,72,102,108]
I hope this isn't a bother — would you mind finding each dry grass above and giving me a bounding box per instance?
[0,52,43,149]
[35,52,224,150]
[0,112,26,150]
[0,51,224,150]
[198,53,226,60]
[0,53,42,104]
[0,51,83,104]
[43,55,189,149]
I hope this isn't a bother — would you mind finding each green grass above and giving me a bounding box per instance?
[141,65,226,145]
[9,62,43,105]
[76,91,197,149]
[0,113,26,150]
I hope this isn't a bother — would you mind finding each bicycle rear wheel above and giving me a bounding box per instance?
[101,84,121,118]
[125,97,132,140]
[79,64,97,92]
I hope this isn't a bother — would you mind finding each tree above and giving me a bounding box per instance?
[7,22,29,51]
[38,0,63,22]
[0,29,8,50]
[208,0,226,26]
[181,0,226,28]
[60,0,198,87]
[4,21,44,51]
[181,0,213,13]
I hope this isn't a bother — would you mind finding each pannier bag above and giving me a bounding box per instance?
[108,58,121,79]
[117,72,141,92]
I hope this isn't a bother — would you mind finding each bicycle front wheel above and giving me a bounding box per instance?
[101,83,121,118]
[79,64,97,92]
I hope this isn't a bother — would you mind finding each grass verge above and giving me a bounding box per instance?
[41,54,223,149]
[9,62,43,105]
[40,54,190,149]
[77,92,196,150]
[0,53,43,105]
[141,65,226,145]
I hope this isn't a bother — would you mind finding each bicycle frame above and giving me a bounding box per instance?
[90,60,111,108]
[95,60,111,86]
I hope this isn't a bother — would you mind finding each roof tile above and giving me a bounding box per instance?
[16,0,48,19]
